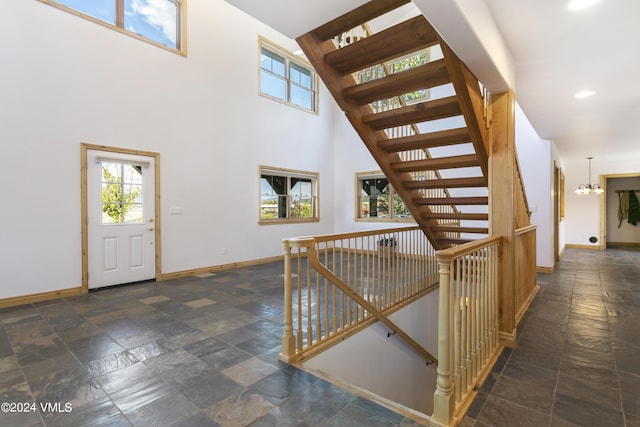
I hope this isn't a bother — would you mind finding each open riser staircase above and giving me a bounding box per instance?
[296,0,491,251]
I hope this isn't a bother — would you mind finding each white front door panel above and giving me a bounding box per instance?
[87,150,156,288]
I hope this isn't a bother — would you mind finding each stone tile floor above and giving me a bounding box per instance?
[0,261,421,427]
[462,247,640,426]
[1,247,639,426]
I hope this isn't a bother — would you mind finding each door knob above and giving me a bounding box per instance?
[147,227,154,231]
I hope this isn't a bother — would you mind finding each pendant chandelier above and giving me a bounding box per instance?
[575,156,603,195]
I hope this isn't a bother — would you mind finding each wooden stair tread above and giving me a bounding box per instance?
[378,127,470,152]
[391,154,479,172]
[324,16,439,75]
[440,238,474,246]
[421,213,489,221]
[413,196,488,206]
[403,177,487,189]
[363,96,461,130]
[431,226,489,234]
[298,2,495,251]
[312,0,412,41]
[344,59,450,104]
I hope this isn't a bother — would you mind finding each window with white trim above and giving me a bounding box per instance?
[260,167,319,223]
[259,39,318,113]
[38,0,185,53]
[357,172,412,221]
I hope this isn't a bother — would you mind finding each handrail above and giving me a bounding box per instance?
[299,237,438,366]
[515,150,532,219]
[306,225,421,243]
[515,223,537,236]
[435,234,501,259]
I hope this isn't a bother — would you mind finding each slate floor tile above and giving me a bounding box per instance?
[2,250,639,426]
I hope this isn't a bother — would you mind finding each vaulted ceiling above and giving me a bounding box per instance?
[226,0,640,164]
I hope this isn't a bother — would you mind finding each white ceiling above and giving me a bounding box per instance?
[226,0,640,163]
[226,0,368,39]
[484,0,640,163]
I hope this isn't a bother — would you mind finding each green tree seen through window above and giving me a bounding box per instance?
[102,166,142,223]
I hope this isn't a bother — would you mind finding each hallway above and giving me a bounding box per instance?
[0,247,638,426]
[462,247,640,426]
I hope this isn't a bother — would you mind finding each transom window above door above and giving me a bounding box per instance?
[38,0,185,54]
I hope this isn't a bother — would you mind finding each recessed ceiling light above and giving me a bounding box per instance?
[575,90,596,99]
[568,0,599,11]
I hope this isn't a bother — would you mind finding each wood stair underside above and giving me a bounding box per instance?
[297,0,490,250]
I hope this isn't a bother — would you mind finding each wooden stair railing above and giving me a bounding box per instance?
[302,238,438,366]
[296,0,490,250]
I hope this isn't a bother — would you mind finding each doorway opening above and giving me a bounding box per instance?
[599,173,640,249]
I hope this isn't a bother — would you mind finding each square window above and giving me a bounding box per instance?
[356,173,412,222]
[260,167,318,223]
[259,39,318,113]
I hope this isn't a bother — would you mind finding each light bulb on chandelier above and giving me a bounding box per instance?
[575,157,603,195]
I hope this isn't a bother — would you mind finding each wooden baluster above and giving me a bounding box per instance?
[296,249,303,352]
[280,240,295,362]
[306,248,313,349]
[323,243,330,337]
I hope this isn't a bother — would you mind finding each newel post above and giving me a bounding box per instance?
[279,239,296,362]
[431,253,454,426]
[490,90,517,346]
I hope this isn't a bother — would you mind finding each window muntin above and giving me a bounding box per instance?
[259,40,318,113]
[101,162,144,224]
[357,173,412,221]
[260,167,318,223]
[39,0,184,53]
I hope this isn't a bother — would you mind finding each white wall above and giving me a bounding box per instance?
[0,0,567,301]
[514,104,554,268]
[551,143,567,253]
[304,291,439,415]
[0,0,340,299]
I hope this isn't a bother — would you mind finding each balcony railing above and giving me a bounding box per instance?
[280,226,439,363]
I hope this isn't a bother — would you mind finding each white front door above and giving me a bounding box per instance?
[87,149,156,289]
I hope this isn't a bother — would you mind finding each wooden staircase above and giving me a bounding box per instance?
[296,0,491,250]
